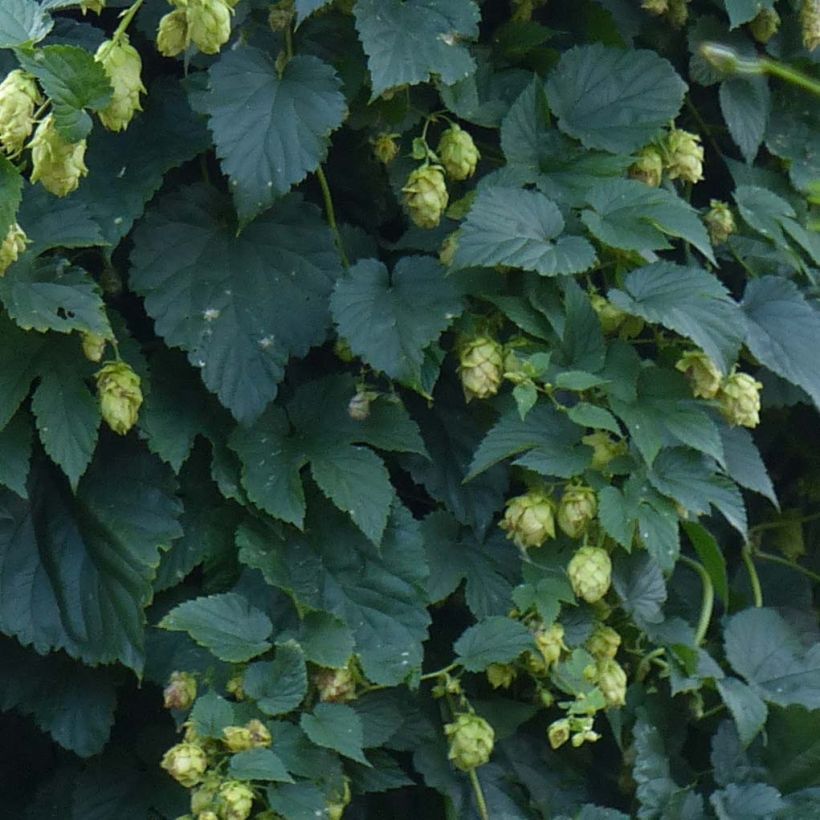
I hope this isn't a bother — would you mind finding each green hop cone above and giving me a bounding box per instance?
[29,115,88,198]
[372,133,399,165]
[188,0,233,55]
[486,663,516,689]
[567,546,612,604]
[313,665,357,703]
[191,773,222,814]
[160,742,208,788]
[548,718,571,749]
[718,371,763,428]
[223,721,271,752]
[157,9,189,56]
[437,123,480,181]
[327,778,352,820]
[704,199,736,245]
[225,672,246,700]
[80,0,105,12]
[80,332,107,363]
[444,713,495,771]
[0,223,27,276]
[163,671,197,710]
[571,727,602,747]
[245,718,272,748]
[582,431,626,471]
[589,293,626,334]
[596,658,627,707]
[347,390,371,421]
[667,0,688,27]
[215,780,255,820]
[749,7,780,42]
[0,70,41,156]
[675,350,722,399]
[557,485,597,539]
[402,165,448,229]
[664,129,704,184]
[500,491,556,550]
[535,623,567,668]
[458,335,503,401]
[96,361,143,435]
[629,146,663,187]
[586,625,621,660]
[439,231,459,267]
[802,0,820,50]
[95,36,146,132]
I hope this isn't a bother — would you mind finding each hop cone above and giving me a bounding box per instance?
[444,713,494,771]
[664,129,704,184]
[373,133,399,165]
[191,772,222,814]
[582,431,626,471]
[29,115,88,197]
[95,36,146,132]
[548,718,571,749]
[557,485,597,539]
[96,361,143,435]
[749,8,780,42]
[535,623,566,668]
[586,625,621,660]
[704,200,736,245]
[458,336,503,400]
[597,658,628,707]
[802,0,820,50]
[163,670,197,710]
[402,165,448,228]
[486,663,516,689]
[500,491,556,550]
[437,124,480,181]
[81,332,107,363]
[157,9,189,56]
[718,371,763,428]
[327,778,352,820]
[568,546,612,604]
[675,350,722,399]
[0,223,27,276]
[313,665,357,702]
[80,0,105,11]
[0,70,41,155]
[188,0,233,55]
[215,780,255,820]
[629,146,663,187]
[160,742,208,787]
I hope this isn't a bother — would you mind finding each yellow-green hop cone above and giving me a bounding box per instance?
[80,0,105,12]
[801,0,820,50]
[96,361,143,435]
[718,371,763,428]
[191,773,222,814]
[215,780,255,820]
[160,742,208,788]
[596,658,627,707]
[95,36,146,132]
[458,335,503,400]
[439,231,460,267]
[437,124,480,181]
[571,728,601,747]
[327,778,351,820]
[486,663,516,689]
[629,146,663,187]
[244,718,272,748]
[188,0,233,55]
[582,431,626,471]
[444,713,494,771]
[373,133,399,165]
[749,8,780,42]
[500,491,556,550]
[548,718,571,749]
[675,350,722,399]
[590,293,626,334]
[664,129,704,184]
[586,625,621,660]
[157,9,190,56]
[568,546,612,604]
[667,0,689,27]
[557,485,597,539]
[29,115,88,197]
[402,165,448,229]
[535,623,567,668]
[0,223,27,275]
[313,665,357,702]
[642,0,668,13]
[198,813,219,820]
[80,332,107,363]
[163,671,197,710]
[0,70,41,156]
[704,199,736,245]
[225,672,246,700]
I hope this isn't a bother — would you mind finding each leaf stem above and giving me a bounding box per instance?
[753,550,820,584]
[750,512,820,533]
[468,767,491,820]
[679,555,714,646]
[741,543,763,608]
[759,57,820,97]
[113,0,143,41]
[284,23,294,61]
[316,165,349,268]
[419,663,459,682]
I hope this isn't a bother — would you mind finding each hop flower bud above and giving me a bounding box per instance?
[586,625,621,660]
[226,672,246,700]
[548,718,571,749]
[802,0,820,50]
[29,115,88,197]
[749,8,780,42]
[675,350,722,399]
[163,671,197,710]
[589,293,626,334]
[347,391,371,422]
[582,431,626,471]
[157,9,189,56]
[160,742,208,788]
[444,713,494,771]
[215,780,255,820]
[437,124,480,181]
[704,200,736,245]
[629,146,663,188]
[596,658,627,707]
[571,728,602,747]
[718,371,763,428]
[567,546,612,604]
[0,70,41,156]
[664,129,704,184]
[313,665,357,703]
[486,663,516,689]
[95,36,146,132]
[80,0,105,12]
[535,623,567,668]
[402,165,448,229]
[0,223,27,276]
[188,0,233,54]
[439,231,459,267]
[557,485,598,540]
[327,778,351,820]
[458,336,503,401]
[95,361,143,435]
[500,491,556,550]
[81,332,107,363]
[373,133,399,165]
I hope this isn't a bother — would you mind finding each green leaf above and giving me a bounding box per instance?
[130,185,341,423]
[560,279,605,372]
[190,690,236,738]
[765,705,820,792]
[724,0,775,28]
[159,592,273,663]
[454,616,534,671]
[285,611,355,669]
[719,77,770,164]
[300,702,368,764]
[710,783,784,819]
[18,45,112,141]
[243,643,308,716]
[612,552,667,629]
[500,76,551,170]
[331,256,461,386]
[0,410,33,498]
[204,49,347,224]
[352,691,405,747]
[266,782,327,820]
[0,0,52,47]
[545,44,686,153]
[637,494,680,572]
[354,0,480,98]
[719,426,776,506]
[683,522,729,606]
[228,748,294,782]
[582,181,715,265]
[453,187,596,276]
[567,402,621,435]
[741,276,820,410]
[716,677,767,748]
[296,0,332,24]
[0,154,23,241]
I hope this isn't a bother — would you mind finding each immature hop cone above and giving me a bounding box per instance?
[163,671,197,710]
[444,713,495,771]
[718,371,763,428]
[582,431,626,471]
[160,742,208,787]
[215,780,255,820]
[675,350,722,399]
[802,0,820,50]
[29,115,88,197]
[749,7,780,42]
[95,361,143,435]
[548,718,571,749]
[347,390,371,421]
[596,658,628,707]
[372,132,399,165]
[567,546,612,604]
[557,485,598,539]
[187,0,234,54]
[535,623,567,668]
[500,491,556,550]
[95,36,146,132]
[0,223,27,276]
[589,293,626,334]
[629,146,663,187]
[313,665,357,703]
[437,123,480,181]
[586,625,621,661]
[156,9,189,56]
[223,719,271,751]
[0,70,41,155]
[402,165,448,228]
[81,332,107,363]
[664,129,704,184]
[190,773,222,815]
[704,200,736,245]
[486,663,516,689]
[458,335,503,400]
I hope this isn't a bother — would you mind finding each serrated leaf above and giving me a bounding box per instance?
[716,677,767,748]
[296,0,332,24]
[567,402,621,434]
[266,782,327,820]
[613,552,667,629]
[724,0,775,28]
[228,748,294,782]
[190,690,236,738]
[352,691,405,747]
[718,425,777,507]
[0,154,23,241]
[500,76,551,170]
[243,644,308,716]
[711,782,784,819]
[545,44,686,153]
[719,77,770,164]
[160,592,273,663]
[287,612,355,669]
[683,522,729,606]
[0,410,32,498]
[0,0,52,47]
[300,702,368,764]
[454,616,533,671]
[354,0,480,98]
[765,705,820,793]
[204,49,346,223]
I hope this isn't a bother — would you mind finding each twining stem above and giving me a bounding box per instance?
[753,550,820,584]
[316,165,350,268]
[759,57,820,97]
[113,0,144,41]
[468,768,490,820]
[741,544,763,608]
[679,556,714,646]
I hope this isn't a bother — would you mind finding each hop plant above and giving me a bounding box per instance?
[548,718,571,749]
[596,658,628,707]
[500,491,556,550]
[313,665,357,702]
[664,129,704,184]
[0,70,41,156]
[801,0,820,50]
[215,780,255,820]
[163,671,197,710]
[160,742,208,788]
[557,485,597,539]
[458,336,503,401]
[188,0,234,54]
[437,124,480,181]
[582,431,626,471]
[535,623,567,668]
[675,350,722,399]
[96,361,143,435]
[402,165,448,228]
[586,625,621,661]
[444,713,495,771]
[157,9,189,56]
[372,133,399,165]
[486,663,516,689]
[704,199,736,245]
[95,36,146,132]
[29,115,88,197]
[718,371,763,428]
[567,546,612,604]
[749,7,780,42]
[0,223,27,276]
[629,146,663,187]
